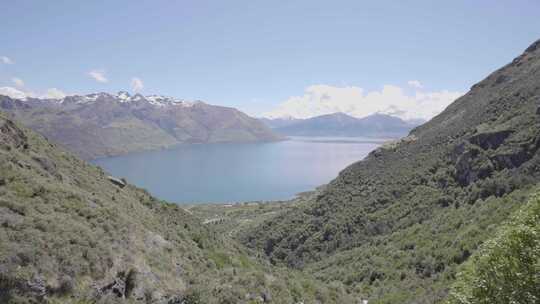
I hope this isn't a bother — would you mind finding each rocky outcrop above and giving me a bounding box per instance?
[0,118,28,150]
[468,130,513,150]
[107,175,127,188]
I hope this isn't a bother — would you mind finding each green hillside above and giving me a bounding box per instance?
[0,112,353,303]
[242,40,540,303]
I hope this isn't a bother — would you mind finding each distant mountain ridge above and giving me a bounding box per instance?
[261,112,423,138]
[0,92,281,159]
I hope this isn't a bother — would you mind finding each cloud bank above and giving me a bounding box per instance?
[131,77,144,92]
[264,84,463,120]
[0,87,27,99]
[88,70,108,83]
[0,86,66,100]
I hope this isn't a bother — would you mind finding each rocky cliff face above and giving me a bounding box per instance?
[242,39,540,303]
[0,92,281,159]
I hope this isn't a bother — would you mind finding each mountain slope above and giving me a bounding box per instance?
[242,39,540,303]
[0,92,281,159]
[0,112,353,303]
[269,113,420,138]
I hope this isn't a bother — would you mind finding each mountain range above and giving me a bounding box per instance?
[0,92,281,159]
[261,113,423,138]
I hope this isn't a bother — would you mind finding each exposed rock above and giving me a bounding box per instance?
[107,176,126,188]
[32,155,60,179]
[26,276,46,299]
[96,270,137,299]
[492,148,530,169]
[468,130,514,150]
[0,118,28,150]
[454,146,493,186]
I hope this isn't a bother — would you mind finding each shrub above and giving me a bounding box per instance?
[447,195,540,304]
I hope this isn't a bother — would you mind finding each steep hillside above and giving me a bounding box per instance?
[269,113,420,138]
[242,39,540,303]
[0,112,353,303]
[0,92,281,159]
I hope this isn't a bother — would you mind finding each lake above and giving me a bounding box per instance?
[92,137,385,204]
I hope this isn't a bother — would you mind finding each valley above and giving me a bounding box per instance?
[0,5,539,303]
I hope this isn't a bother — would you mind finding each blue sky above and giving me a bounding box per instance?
[1,0,539,118]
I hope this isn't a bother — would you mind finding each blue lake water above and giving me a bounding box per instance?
[92,137,384,204]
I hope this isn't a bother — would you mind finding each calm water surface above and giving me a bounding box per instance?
[92,137,385,203]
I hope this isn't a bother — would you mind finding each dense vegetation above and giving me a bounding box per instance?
[241,39,540,303]
[447,193,539,304]
[0,112,353,303]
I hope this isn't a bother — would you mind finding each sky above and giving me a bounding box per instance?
[1,0,539,120]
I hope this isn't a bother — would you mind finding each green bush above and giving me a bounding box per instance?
[447,194,540,304]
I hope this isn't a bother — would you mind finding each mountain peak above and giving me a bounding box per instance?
[116,91,131,100]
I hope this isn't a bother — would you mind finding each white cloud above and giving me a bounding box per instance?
[12,77,24,87]
[43,88,66,99]
[264,84,463,121]
[131,77,144,92]
[1,56,14,64]
[0,86,67,100]
[407,80,423,89]
[0,86,28,99]
[88,69,108,83]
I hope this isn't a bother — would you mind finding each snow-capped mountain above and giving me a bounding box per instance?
[11,91,202,107]
[0,92,281,159]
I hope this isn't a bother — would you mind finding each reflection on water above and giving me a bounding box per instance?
[92,137,384,204]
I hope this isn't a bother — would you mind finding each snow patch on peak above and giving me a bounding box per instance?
[131,94,145,102]
[117,91,130,100]
[0,90,206,108]
[145,95,196,107]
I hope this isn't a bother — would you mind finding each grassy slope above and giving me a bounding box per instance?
[0,112,354,304]
[242,39,540,303]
